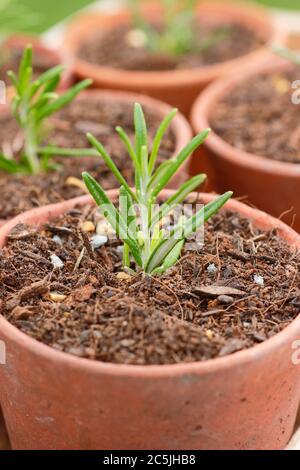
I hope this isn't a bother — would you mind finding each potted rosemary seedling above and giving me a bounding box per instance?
[191,46,300,232]
[0,45,193,223]
[82,104,232,276]
[0,104,299,450]
[63,0,285,115]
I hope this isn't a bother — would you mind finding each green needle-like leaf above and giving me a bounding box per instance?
[119,185,140,269]
[175,191,233,240]
[82,172,142,267]
[87,132,137,202]
[146,191,233,274]
[34,64,64,88]
[141,145,149,182]
[36,79,92,121]
[115,126,140,169]
[148,108,177,174]
[38,146,98,158]
[29,64,64,98]
[134,103,148,162]
[0,155,24,173]
[151,240,184,276]
[148,129,210,196]
[7,70,18,89]
[147,160,173,193]
[18,44,32,92]
[150,174,206,228]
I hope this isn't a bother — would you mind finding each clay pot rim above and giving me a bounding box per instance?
[1,190,300,377]
[63,1,285,87]
[191,57,300,177]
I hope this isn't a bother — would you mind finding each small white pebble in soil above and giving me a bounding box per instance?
[205,330,214,340]
[81,221,95,233]
[96,220,115,236]
[116,246,124,255]
[52,235,62,245]
[126,29,147,48]
[254,274,264,286]
[91,234,108,249]
[49,292,67,302]
[207,263,217,275]
[50,254,64,269]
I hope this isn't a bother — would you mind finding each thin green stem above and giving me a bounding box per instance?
[122,244,130,270]
[22,110,40,174]
[38,146,99,157]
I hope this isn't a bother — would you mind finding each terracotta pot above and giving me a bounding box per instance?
[191,57,300,231]
[287,32,300,51]
[62,1,285,117]
[0,408,9,450]
[0,190,300,450]
[0,88,193,226]
[2,34,73,93]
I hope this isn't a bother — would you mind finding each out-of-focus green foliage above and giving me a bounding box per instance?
[5,1,300,36]
[5,0,94,33]
[256,0,300,10]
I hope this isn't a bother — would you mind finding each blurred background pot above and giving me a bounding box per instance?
[0,191,300,450]
[62,1,285,116]
[191,57,300,231]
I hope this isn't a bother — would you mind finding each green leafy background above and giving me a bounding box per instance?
[19,0,94,33]
[257,0,299,9]
[14,0,300,34]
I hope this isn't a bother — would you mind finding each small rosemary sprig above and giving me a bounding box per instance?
[0,45,94,175]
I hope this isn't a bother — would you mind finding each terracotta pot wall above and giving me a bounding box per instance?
[0,191,299,450]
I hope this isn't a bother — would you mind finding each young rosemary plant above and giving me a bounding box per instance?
[127,0,227,57]
[0,45,95,174]
[83,103,233,276]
